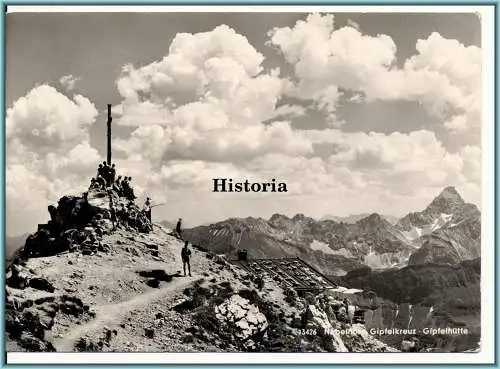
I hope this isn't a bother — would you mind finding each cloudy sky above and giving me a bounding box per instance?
[6,9,483,236]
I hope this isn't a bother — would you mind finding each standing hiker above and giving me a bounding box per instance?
[102,162,110,186]
[144,197,152,222]
[181,240,192,277]
[176,218,183,239]
[97,163,103,179]
[110,163,117,185]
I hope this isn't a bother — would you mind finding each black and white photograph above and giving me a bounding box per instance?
[4,5,495,364]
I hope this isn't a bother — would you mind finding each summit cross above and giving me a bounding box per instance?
[107,104,112,166]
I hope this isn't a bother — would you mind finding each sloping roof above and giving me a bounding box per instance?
[231,257,337,290]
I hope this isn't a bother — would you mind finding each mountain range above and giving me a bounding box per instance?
[185,186,481,276]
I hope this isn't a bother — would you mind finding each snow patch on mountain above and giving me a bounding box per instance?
[310,240,334,255]
[309,240,354,258]
[402,213,453,242]
[431,213,453,231]
[402,227,422,241]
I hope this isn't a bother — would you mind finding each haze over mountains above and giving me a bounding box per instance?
[321,214,399,225]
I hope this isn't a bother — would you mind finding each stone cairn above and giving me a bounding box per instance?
[13,163,153,262]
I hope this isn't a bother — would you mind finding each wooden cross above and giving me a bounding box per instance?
[107,104,112,165]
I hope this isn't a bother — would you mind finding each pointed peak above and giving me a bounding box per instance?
[357,213,389,227]
[436,186,464,203]
[361,213,382,222]
[441,186,461,197]
[426,186,465,213]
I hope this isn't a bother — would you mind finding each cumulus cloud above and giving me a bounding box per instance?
[267,13,396,122]
[347,19,360,31]
[112,25,308,166]
[59,74,81,91]
[116,25,267,105]
[6,84,99,235]
[268,14,481,138]
[7,85,97,153]
[249,129,475,197]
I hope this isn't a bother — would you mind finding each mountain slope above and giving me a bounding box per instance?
[340,258,480,308]
[6,234,29,262]
[396,187,481,265]
[336,258,481,352]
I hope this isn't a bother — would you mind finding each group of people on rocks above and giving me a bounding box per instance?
[89,162,136,201]
[95,162,116,187]
[113,176,136,201]
[112,201,150,232]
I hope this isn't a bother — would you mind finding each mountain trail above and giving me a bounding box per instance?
[53,275,197,352]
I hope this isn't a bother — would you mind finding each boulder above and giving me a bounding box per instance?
[6,267,30,290]
[29,277,55,293]
[144,327,155,339]
[59,295,85,317]
[21,307,51,339]
[214,295,268,340]
[146,279,160,288]
[182,333,194,343]
[97,243,111,253]
[75,336,99,352]
[19,332,55,352]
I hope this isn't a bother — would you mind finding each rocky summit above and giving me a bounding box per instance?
[6,167,404,353]
[396,186,481,266]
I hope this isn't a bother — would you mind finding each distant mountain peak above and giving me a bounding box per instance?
[425,186,465,213]
[357,213,391,229]
[367,213,383,221]
[269,213,289,222]
[440,186,463,199]
[362,213,386,222]
[292,213,306,221]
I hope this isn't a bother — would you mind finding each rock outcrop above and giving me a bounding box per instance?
[304,304,348,352]
[214,295,268,340]
[6,263,96,352]
[14,180,151,261]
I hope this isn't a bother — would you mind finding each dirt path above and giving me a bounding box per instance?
[53,276,197,352]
